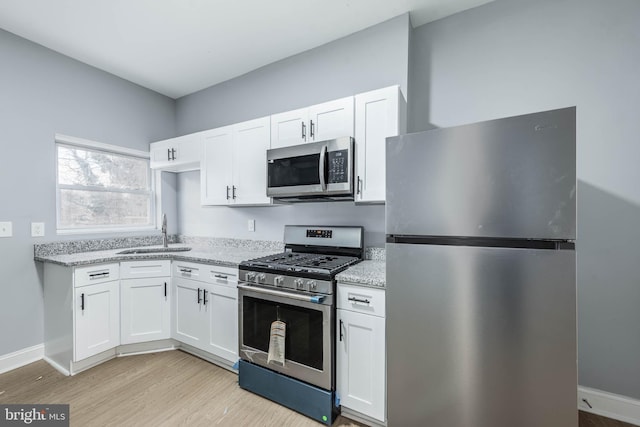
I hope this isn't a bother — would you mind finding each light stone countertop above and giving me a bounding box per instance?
[34,244,280,268]
[335,260,386,288]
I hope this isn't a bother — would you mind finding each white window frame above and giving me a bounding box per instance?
[55,133,156,235]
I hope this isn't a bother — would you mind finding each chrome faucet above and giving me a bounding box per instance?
[161,213,168,248]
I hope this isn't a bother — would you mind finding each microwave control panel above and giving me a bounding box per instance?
[328,149,349,183]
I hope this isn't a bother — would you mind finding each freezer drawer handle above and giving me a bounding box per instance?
[348,296,370,304]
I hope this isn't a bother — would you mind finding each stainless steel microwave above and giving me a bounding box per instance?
[266,137,354,202]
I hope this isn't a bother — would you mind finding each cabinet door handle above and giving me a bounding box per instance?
[203,290,208,306]
[214,274,228,279]
[197,288,202,304]
[226,186,230,200]
[164,282,167,298]
[310,119,315,139]
[301,122,306,140]
[356,176,362,195]
[167,148,171,161]
[232,186,236,199]
[348,296,370,304]
[81,293,85,311]
[171,148,176,160]
[339,319,343,342]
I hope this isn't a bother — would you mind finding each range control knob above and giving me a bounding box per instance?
[246,272,256,281]
[257,273,266,283]
[294,279,304,289]
[307,280,317,290]
[274,276,284,287]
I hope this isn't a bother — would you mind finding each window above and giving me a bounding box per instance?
[56,134,154,233]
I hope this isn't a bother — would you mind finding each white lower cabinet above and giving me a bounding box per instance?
[172,262,239,363]
[204,282,238,362]
[173,277,207,348]
[120,260,171,345]
[336,283,386,423]
[74,279,120,362]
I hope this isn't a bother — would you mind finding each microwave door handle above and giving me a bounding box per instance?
[319,144,327,191]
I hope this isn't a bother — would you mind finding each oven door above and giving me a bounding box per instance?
[266,137,353,199]
[238,283,334,391]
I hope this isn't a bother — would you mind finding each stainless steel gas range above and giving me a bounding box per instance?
[237,225,363,425]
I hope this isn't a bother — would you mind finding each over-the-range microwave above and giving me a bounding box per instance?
[266,136,354,202]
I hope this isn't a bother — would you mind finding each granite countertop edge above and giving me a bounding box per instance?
[335,260,386,289]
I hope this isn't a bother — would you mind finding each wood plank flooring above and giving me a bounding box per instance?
[0,350,364,427]
[0,350,634,426]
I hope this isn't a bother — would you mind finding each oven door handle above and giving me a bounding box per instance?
[238,284,326,304]
[318,144,327,192]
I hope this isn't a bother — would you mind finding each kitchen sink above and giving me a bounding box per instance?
[117,247,191,254]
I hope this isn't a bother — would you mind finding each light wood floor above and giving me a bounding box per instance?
[0,350,364,427]
[1,351,631,427]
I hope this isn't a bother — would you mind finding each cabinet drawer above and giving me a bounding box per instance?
[337,283,385,317]
[120,260,171,279]
[74,263,119,288]
[203,265,237,287]
[173,261,203,281]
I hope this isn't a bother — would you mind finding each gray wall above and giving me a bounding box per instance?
[176,14,410,134]
[175,14,411,248]
[0,29,176,356]
[409,0,640,399]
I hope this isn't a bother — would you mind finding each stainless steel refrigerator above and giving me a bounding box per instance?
[385,107,576,427]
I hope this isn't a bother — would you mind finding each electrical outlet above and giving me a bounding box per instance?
[0,221,13,238]
[31,222,45,237]
[248,219,255,232]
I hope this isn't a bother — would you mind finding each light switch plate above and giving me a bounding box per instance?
[248,219,255,232]
[31,222,45,237]
[0,221,13,237]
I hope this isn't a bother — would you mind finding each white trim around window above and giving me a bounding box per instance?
[55,134,156,235]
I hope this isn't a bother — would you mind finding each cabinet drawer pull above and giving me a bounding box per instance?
[348,296,370,304]
[89,271,109,279]
[179,268,192,274]
[81,293,85,311]
[214,274,228,279]
[197,288,202,304]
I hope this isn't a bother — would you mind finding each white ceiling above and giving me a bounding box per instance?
[0,0,492,99]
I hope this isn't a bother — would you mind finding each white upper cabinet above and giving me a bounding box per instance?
[354,86,407,203]
[309,97,354,142]
[231,117,271,205]
[200,126,233,205]
[270,97,354,149]
[150,133,202,172]
[200,116,271,206]
[270,107,309,149]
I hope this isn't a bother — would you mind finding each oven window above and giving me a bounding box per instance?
[268,154,320,188]
[242,296,324,370]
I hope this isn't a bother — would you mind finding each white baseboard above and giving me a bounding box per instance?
[0,344,44,374]
[579,386,640,426]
